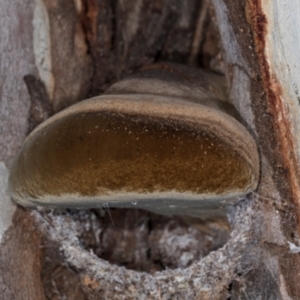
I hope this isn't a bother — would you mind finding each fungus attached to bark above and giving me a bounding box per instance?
[9,64,259,218]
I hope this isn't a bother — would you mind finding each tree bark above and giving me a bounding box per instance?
[1,0,300,299]
[213,0,300,298]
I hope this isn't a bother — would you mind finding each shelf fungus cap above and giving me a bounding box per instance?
[9,95,259,217]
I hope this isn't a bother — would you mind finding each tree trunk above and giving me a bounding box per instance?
[1,0,300,299]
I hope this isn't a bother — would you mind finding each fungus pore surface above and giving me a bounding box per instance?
[10,98,257,210]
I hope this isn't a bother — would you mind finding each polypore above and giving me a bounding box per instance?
[9,63,259,218]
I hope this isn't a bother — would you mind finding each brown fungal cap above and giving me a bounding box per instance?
[9,94,259,216]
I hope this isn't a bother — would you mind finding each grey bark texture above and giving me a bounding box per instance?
[1,0,300,299]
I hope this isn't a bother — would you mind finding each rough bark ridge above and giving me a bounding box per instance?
[1,0,300,299]
[213,0,300,298]
[33,199,255,300]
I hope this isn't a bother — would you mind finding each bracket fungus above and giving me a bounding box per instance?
[9,63,259,218]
